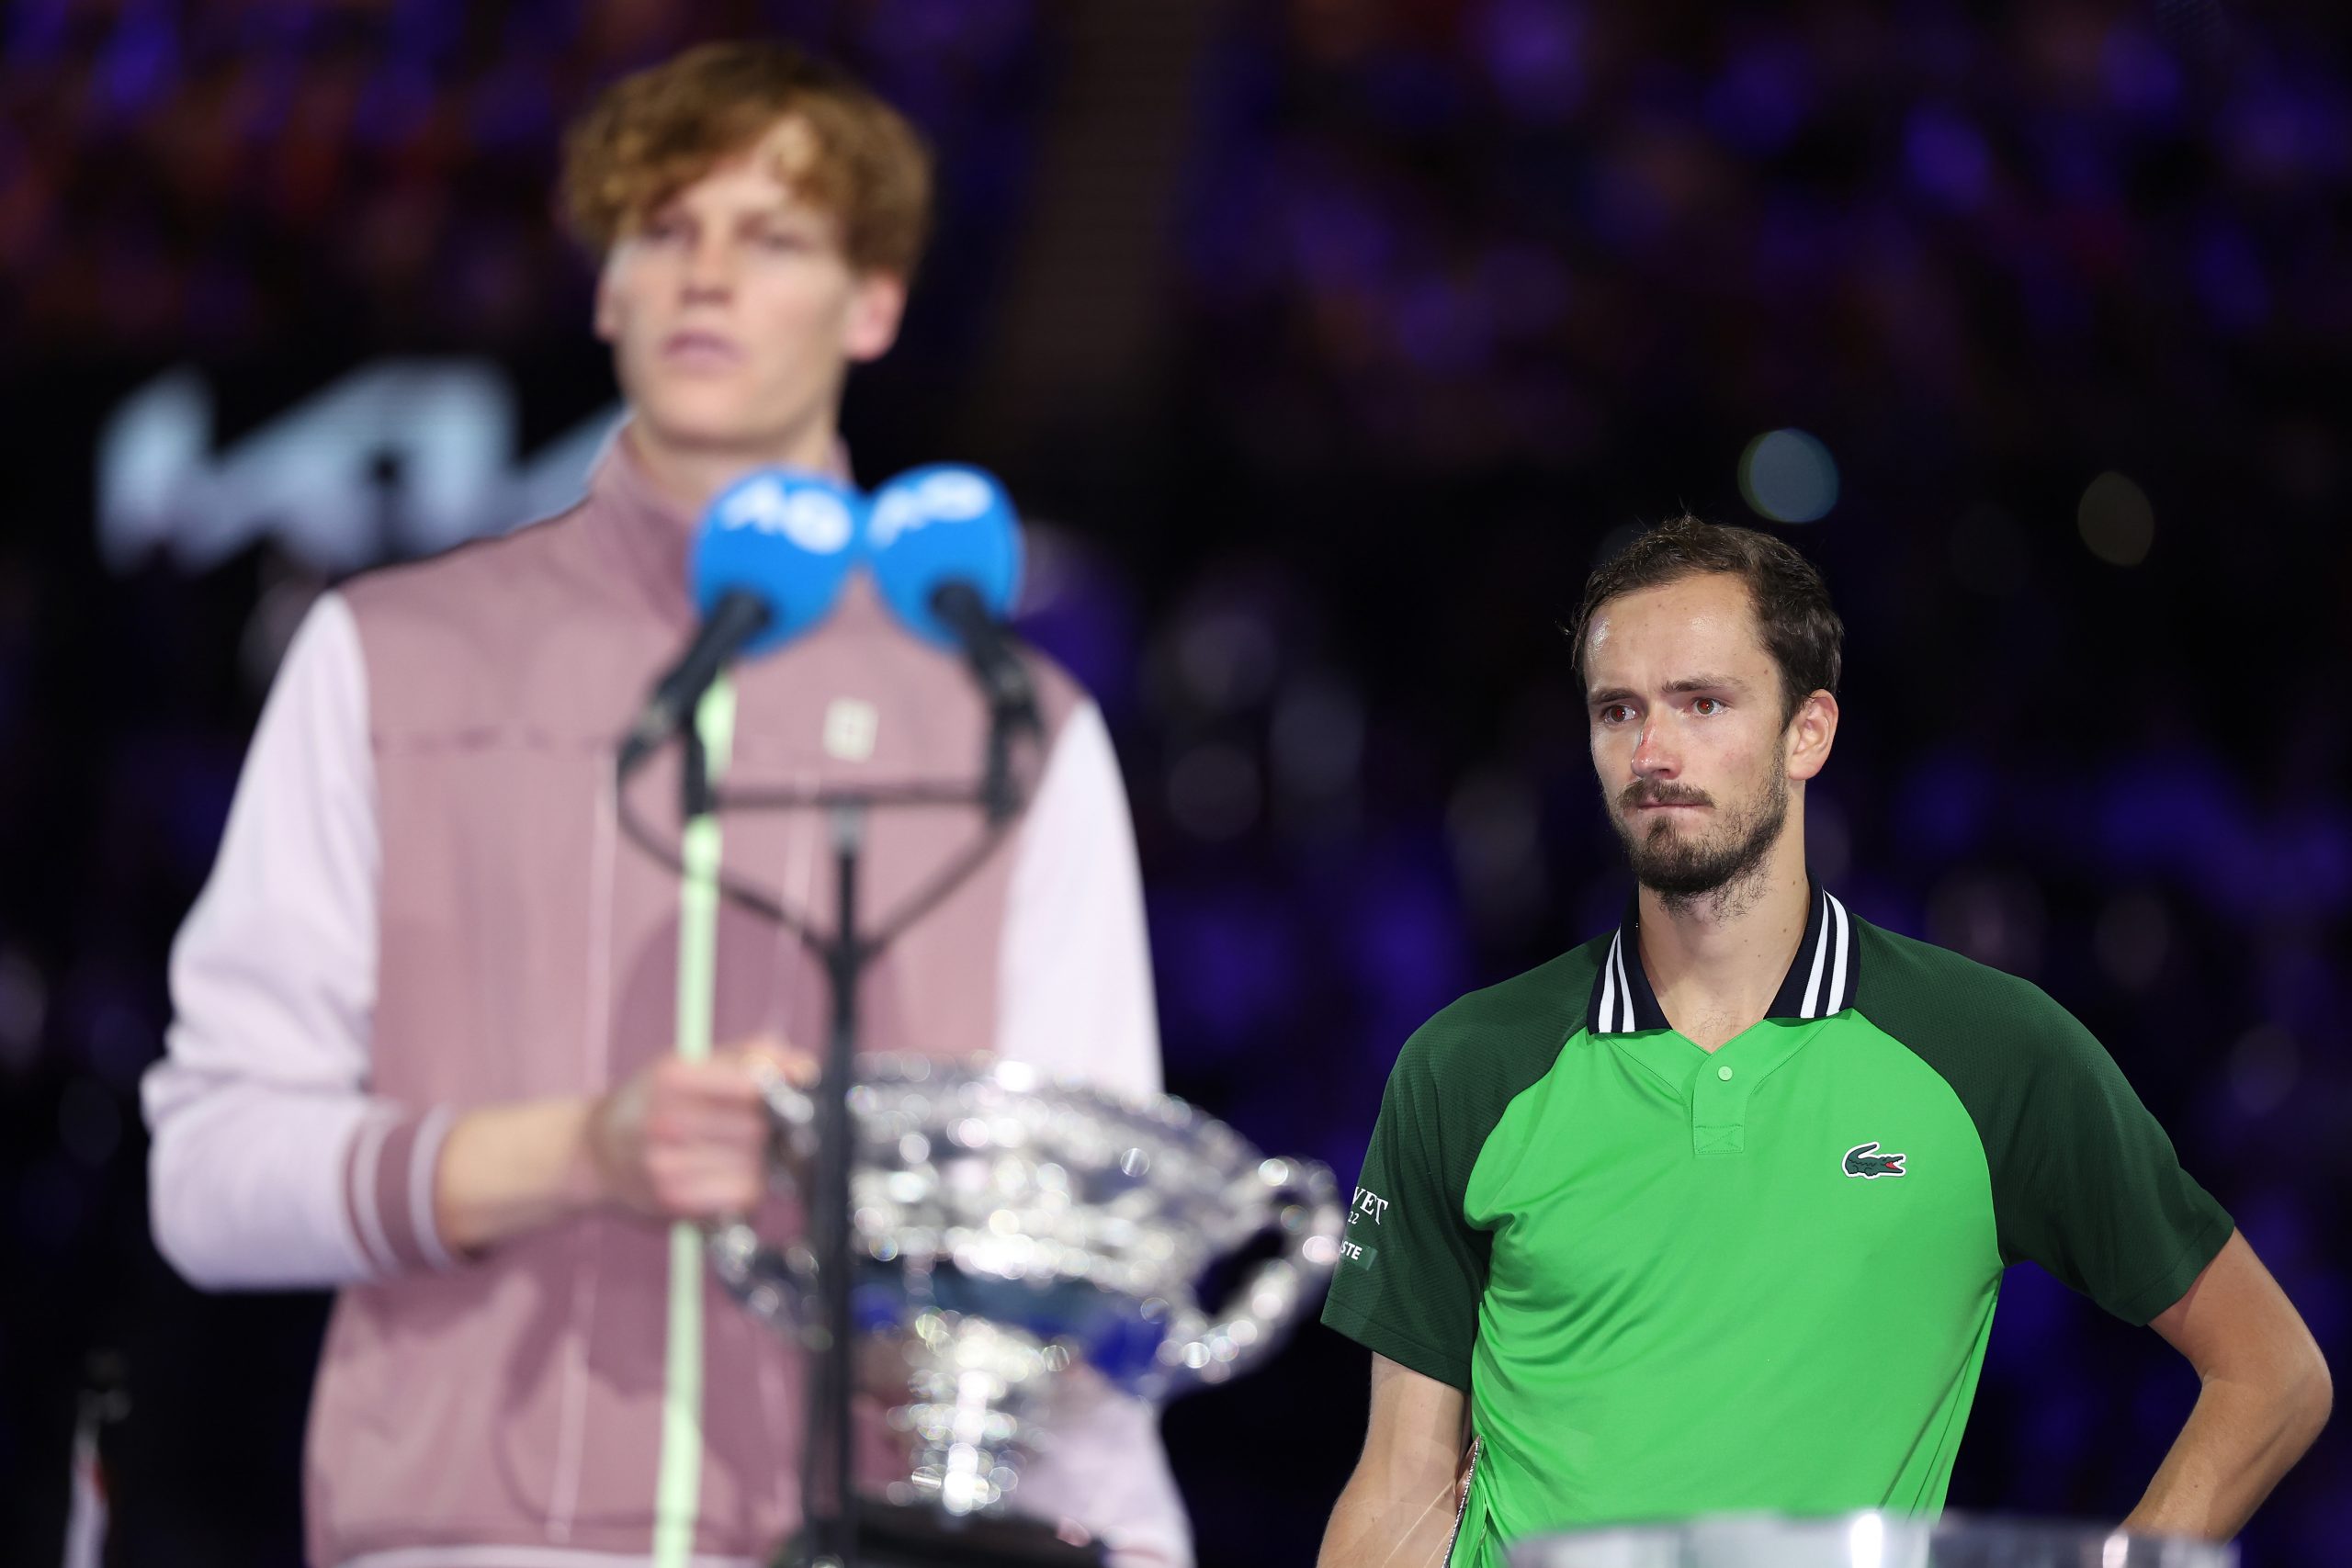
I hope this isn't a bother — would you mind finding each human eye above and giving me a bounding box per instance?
[752,221,815,254]
[642,210,690,244]
[1597,703,1634,726]
[1691,696,1725,716]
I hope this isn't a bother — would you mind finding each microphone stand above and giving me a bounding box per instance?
[797,681,1069,1568]
[624,655,1093,1568]
[802,798,864,1568]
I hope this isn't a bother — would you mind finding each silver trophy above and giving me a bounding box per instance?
[707,1054,1345,1526]
[1510,1513,2238,1568]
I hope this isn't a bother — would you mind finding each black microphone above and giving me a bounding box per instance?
[616,469,865,782]
[864,465,1039,825]
[616,589,772,779]
[928,581,1040,722]
[929,581,1041,825]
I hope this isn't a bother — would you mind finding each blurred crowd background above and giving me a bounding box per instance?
[2,1,2348,1565]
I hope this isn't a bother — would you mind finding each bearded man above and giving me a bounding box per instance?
[1314,517,2329,1567]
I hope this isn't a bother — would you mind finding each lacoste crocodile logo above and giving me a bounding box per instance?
[1843,1141,1907,1179]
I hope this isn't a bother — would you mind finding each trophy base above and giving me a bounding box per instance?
[775,1495,1109,1568]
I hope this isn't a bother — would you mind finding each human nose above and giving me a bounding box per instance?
[1630,713,1677,778]
[682,231,735,298]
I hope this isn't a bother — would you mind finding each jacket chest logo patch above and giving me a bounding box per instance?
[823,697,879,761]
[1843,1140,1907,1179]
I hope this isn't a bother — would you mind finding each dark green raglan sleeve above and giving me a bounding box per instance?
[1860,926,2233,1325]
[1991,992,2233,1322]
[1321,948,1599,1389]
[1318,1010,1494,1390]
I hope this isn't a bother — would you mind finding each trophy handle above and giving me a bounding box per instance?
[706,1064,822,1337]
[1149,1156,1346,1393]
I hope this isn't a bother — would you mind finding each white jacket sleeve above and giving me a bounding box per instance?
[143,592,454,1289]
[994,699,1163,1100]
[992,698,1192,1566]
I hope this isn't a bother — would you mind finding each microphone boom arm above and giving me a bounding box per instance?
[927,581,1043,824]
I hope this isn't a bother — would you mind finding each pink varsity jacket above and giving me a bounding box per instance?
[143,433,1191,1568]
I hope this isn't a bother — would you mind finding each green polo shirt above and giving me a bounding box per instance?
[1321,885,2233,1567]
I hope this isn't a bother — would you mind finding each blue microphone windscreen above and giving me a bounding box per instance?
[865,464,1023,648]
[690,468,864,655]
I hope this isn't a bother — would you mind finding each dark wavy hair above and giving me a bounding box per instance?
[1567,515,1844,726]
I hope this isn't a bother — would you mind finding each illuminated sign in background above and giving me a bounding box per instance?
[97,362,624,574]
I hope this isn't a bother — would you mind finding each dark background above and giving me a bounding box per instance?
[2,1,2348,1565]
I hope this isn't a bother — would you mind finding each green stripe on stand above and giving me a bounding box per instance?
[653,678,736,1568]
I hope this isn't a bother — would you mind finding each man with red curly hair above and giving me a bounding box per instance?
[145,40,1191,1568]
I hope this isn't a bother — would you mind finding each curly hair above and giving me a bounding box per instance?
[560,40,933,277]
[1567,516,1844,726]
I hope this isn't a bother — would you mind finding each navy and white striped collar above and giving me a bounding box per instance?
[1586,881,1858,1036]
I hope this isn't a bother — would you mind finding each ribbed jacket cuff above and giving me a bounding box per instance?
[341,1104,459,1276]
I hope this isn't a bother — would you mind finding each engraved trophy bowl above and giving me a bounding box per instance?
[707,1054,1346,1531]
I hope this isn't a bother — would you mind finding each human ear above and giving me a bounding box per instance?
[842,272,908,363]
[1786,691,1839,782]
[593,258,621,344]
